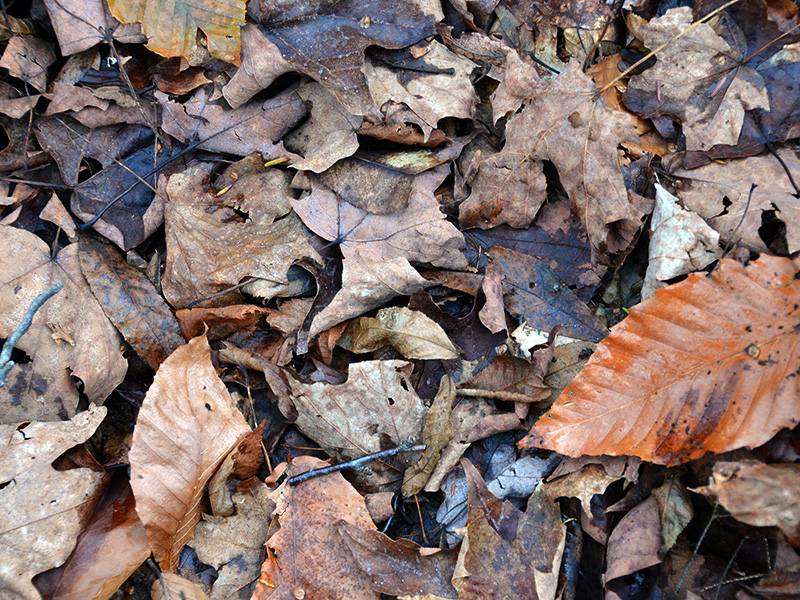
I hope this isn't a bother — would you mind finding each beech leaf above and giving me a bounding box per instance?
[520,255,800,466]
[129,335,251,570]
[337,306,459,359]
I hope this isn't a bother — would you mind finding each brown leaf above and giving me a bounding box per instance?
[604,497,663,582]
[520,255,800,466]
[0,35,55,92]
[190,478,276,599]
[363,40,477,138]
[161,161,320,309]
[624,7,769,152]
[287,360,426,491]
[0,406,108,600]
[151,573,212,600]
[402,375,456,496]
[79,234,184,370]
[695,460,800,546]
[157,87,305,160]
[107,0,244,63]
[653,475,693,552]
[42,0,145,56]
[0,226,127,422]
[34,475,150,600]
[337,307,459,360]
[675,147,800,254]
[254,455,379,600]
[544,462,630,521]
[339,522,458,598]
[453,460,565,600]
[129,335,251,570]
[285,83,362,173]
[225,1,437,116]
[175,304,271,341]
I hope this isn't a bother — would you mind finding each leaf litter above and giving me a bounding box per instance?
[1,0,800,599]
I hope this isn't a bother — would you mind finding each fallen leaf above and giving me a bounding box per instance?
[42,0,145,56]
[34,474,150,600]
[225,1,437,116]
[79,234,184,370]
[0,405,108,600]
[151,573,213,600]
[190,478,276,600]
[402,375,456,496]
[0,35,55,92]
[107,0,245,63]
[254,456,380,600]
[0,226,127,422]
[642,184,721,300]
[452,460,565,600]
[653,475,693,552]
[520,254,800,466]
[695,460,800,546]
[675,147,800,255]
[623,7,770,152]
[161,161,320,309]
[488,246,608,342]
[129,335,251,570]
[337,306,459,360]
[604,497,663,583]
[286,360,426,490]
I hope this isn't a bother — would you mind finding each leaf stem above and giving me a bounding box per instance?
[288,443,426,485]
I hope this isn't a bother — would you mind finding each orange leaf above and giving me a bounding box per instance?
[129,335,251,570]
[520,255,800,465]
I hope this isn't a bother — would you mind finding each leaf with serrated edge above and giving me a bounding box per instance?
[520,255,800,465]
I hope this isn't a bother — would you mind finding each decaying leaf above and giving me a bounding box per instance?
[604,497,663,583]
[337,306,459,360]
[151,573,213,600]
[653,475,693,552]
[0,226,127,423]
[107,0,245,63]
[129,335,251,570]
[695,460,800,546]
[286,360,426,490]
[0,406,108,600]
[521,255,800,465]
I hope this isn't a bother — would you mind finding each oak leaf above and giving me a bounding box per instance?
[520,255,800,465]
[129,335,252,570]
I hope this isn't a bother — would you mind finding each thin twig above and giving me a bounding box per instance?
[0,282,63,387]
[456,387,544,403]
[288,444,426,485]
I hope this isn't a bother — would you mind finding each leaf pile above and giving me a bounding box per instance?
[2,0,800,599]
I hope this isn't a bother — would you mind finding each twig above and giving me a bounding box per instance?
[0,282,64,387]
[288,443,426,485]
[456,387,544,403]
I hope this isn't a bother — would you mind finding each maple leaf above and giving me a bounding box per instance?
[520,254,800,465]
[107,0,245,63]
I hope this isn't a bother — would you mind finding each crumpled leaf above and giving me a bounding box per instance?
[452,460,565,600]
[162,160,320,308]
[0,226,127,423]
[337,306,459,359]
[675,147,800,255]
[129,335,251,570]
[292,165,466,336]
[33,475,150,600]
[224,2,437,116]
[695,460,800,546]
[190,478,276,600]
[364,40,477,138]
[79,234,184,370]
[520,254,800,466]
[286,360,426,491]
[624,7,770,152]
[107,0,245,63]
[0,405,108,600]
[642,183,721,300]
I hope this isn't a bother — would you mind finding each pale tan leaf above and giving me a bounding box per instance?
[0,406,108,600]
[151,572,213,600]
[337,307,458,359]
[129,335,251,570]
[521,255,800,465]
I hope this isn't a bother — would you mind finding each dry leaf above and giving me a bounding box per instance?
[129,335,251,570]
[0,35,55,92]
[337,307,459,360]
[653,475,693,552]
[0,226,127,423]
[604,497,663,583]
[151,572,213,600]
[521,255,800,465]
[0,406,108,600]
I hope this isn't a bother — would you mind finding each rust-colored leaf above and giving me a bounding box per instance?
[129,335,251,570]
[79,233,183,371]
[520,255,800,466]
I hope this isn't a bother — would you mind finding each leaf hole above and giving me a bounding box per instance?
[205,402,212,410]
[387,396,395,405]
